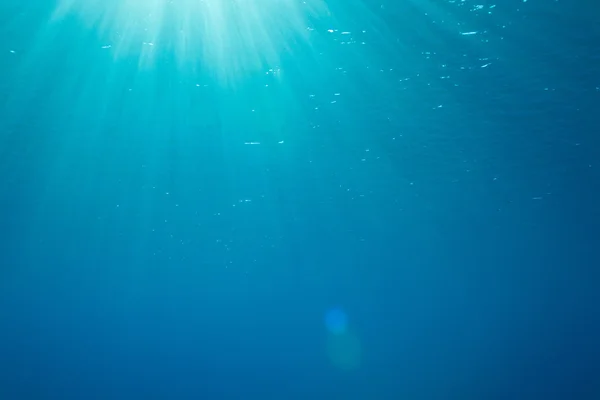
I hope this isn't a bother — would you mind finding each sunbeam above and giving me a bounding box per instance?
[50,0,332,84]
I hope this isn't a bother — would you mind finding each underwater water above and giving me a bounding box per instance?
[1,0,599,398]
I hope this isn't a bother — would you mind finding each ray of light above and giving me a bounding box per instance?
[49,0,333,84]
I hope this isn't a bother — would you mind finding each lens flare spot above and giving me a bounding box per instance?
[325,307,348,335]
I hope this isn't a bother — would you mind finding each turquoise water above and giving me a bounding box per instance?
[1,0,599,398]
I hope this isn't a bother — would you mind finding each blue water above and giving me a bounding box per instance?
[1,0,599,398]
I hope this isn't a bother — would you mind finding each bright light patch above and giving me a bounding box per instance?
[51,0,329,84]
[327,330,361,371]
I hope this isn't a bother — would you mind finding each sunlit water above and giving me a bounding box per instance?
[1,0,599,399]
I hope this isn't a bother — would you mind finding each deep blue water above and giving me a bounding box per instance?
[1,0,599,399]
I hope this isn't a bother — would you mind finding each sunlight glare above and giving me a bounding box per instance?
[51,0,329,83]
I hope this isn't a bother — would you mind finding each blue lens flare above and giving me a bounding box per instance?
[325,307,348,335]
